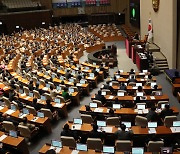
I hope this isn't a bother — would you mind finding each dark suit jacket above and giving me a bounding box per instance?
[160,109,173,119]
[95,94,106,104]
[88,130,105,140]
[115,130,133,140]
[146,110,158,121]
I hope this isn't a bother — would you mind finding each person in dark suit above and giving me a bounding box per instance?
[46,99,55,113]
[120,83,127,91]
[102,81,110,89]
[60,123,79,141]
[95,90,106,105]
[65,70,71,79]
[31,98,41,111]
[88,124,105,140]
[28,80,34,91]
[19,117,36,131]
[114,124,133,140]
[160,104,173,120]
[128,75,137,84]
[129,69,135,74]
[2,113,19,126]
[146,106,158,122]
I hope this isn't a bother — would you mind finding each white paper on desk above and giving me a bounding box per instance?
[72,124,81,130]
[140,79,145,81]
[88,77,94,79]
[150,96,155,99]
[139,73,145,75]
[3,86,9,90]
[43,87,48,91]
[109,96,114,99]
[54,103,63,108]
[26,96,31,100]
[138,110,143,114]
[5,109,15,115]
[134,109,138,113]
[156,109,161,113]
[103,127,113,133]
[0,135,7,141]
[133,97,136,100]
[107,109,110,113]
[49,146,62,153]
[94,108,103,112]
[76,83,82,86]
[0,106,4,110]
[148,128,156,134]
[31,117,38,122]
[133,87,137,89]
[19,114,27,119]
[21,93,26,97]
[71,150,79,154]
[143,109,149,114]
[170,127,180,133]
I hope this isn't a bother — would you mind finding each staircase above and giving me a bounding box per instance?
[148,43,169,73]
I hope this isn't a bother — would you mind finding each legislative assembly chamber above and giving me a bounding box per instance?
[0,0,179,153]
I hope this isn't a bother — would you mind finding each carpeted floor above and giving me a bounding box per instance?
[29,41,180,154]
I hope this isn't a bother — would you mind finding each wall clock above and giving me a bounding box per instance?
[152,0,160,12]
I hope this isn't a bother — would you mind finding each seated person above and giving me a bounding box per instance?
[133,96,142,107]
[31,98,41,111]
[114,124,133,140]
[95,90,106,105]
[28,80,34,91]
[120,83,127,91]
[128,75,137,84]
[88,123,105,141]
[62,87,71,101]
[160,104,173,120]
[85,105,92,112]
[135,86,146,96]
[129,69,135,74]
[60,123,79,141]
[46,99,55,113]
[19,117,36,131]
[146,106,158,122]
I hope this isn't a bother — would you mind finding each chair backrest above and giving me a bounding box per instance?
[2,121,16,132]
[147,141,164,152]
[32,77,37,83]
[40,108,52,120]
[135,115,148,127]
[81,114,93,124]
[164,116,177,127]
[87,138,103,151]
[23,86,30,95]
[117,90,127,95]
[157,101,168,108]
[128,82,136,86]
[14,84,20,91]
[116,140,131,152]
[92,100,103,107]
[106,117,120,126]
[39,79,45,86]
[48,82,54,89]
[26,105,37,115]
[101,89,111,95]
[2,96,11,108]
[33,90,41,99]
[18,125,31,138]
[44,93,53,101]
[56,96,65,103]
[12,101,19,110]
[61,136,76,148]
[111,81,120,87]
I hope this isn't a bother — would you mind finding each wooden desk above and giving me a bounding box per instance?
[172,84,180,96]
[117,78,156,85]
[79,106,179,117]
[0,131,29,154]
[91,94,169,103]
[0,106,52,133]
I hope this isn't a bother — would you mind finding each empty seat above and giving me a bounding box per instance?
[81,114,93,124]
[147,141,164,152]
[26,105,37,116]
[106,117,120,126]
[135,115,148,127]
[164,116,177,127]
[61,136,76,148]
[2,121,16,132]
[87,138,103,151]
[116,140,131,152]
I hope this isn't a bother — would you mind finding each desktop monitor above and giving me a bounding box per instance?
[37,111,45,118]
[89,73,95,78]
[136,83,142,87]
[73,118,82,125]
[10,104,16,111]
[93,62,96,65]
[9,130,18,138]
[54,98,61,104]
[60,76,64,80]
[29,92,33,97]
[143,70,148,73]
[76,143,88,151]
[97,120,106,127]
[23,108,29,114]
[89,103,97,108]
[80,80,86,84]
[136,92,144,97]
[173,121,180,127]
[148,122,158,128]
[109,82,113,86]
[103,146,115,154]
[137,104,146,110]
[96,68,100,72]
[101,91,106,96]
[161,104,165,109]
[46,84,50,88]
[85,67,89,70]
[41,95,46,100]
[121,122,131,128]
[56,86,61,91]
[113,104,121,109]
[117,92,124,97]
[51,140,62,148]
[132,147,144,154]
[19,89,24,94]
[69,78,74,83]
[161,147,172,154]
[51,74,55,79]
[69,88,74,93]
[116,75,120,79]
[155,91,163,96]
[151,82,157,88]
